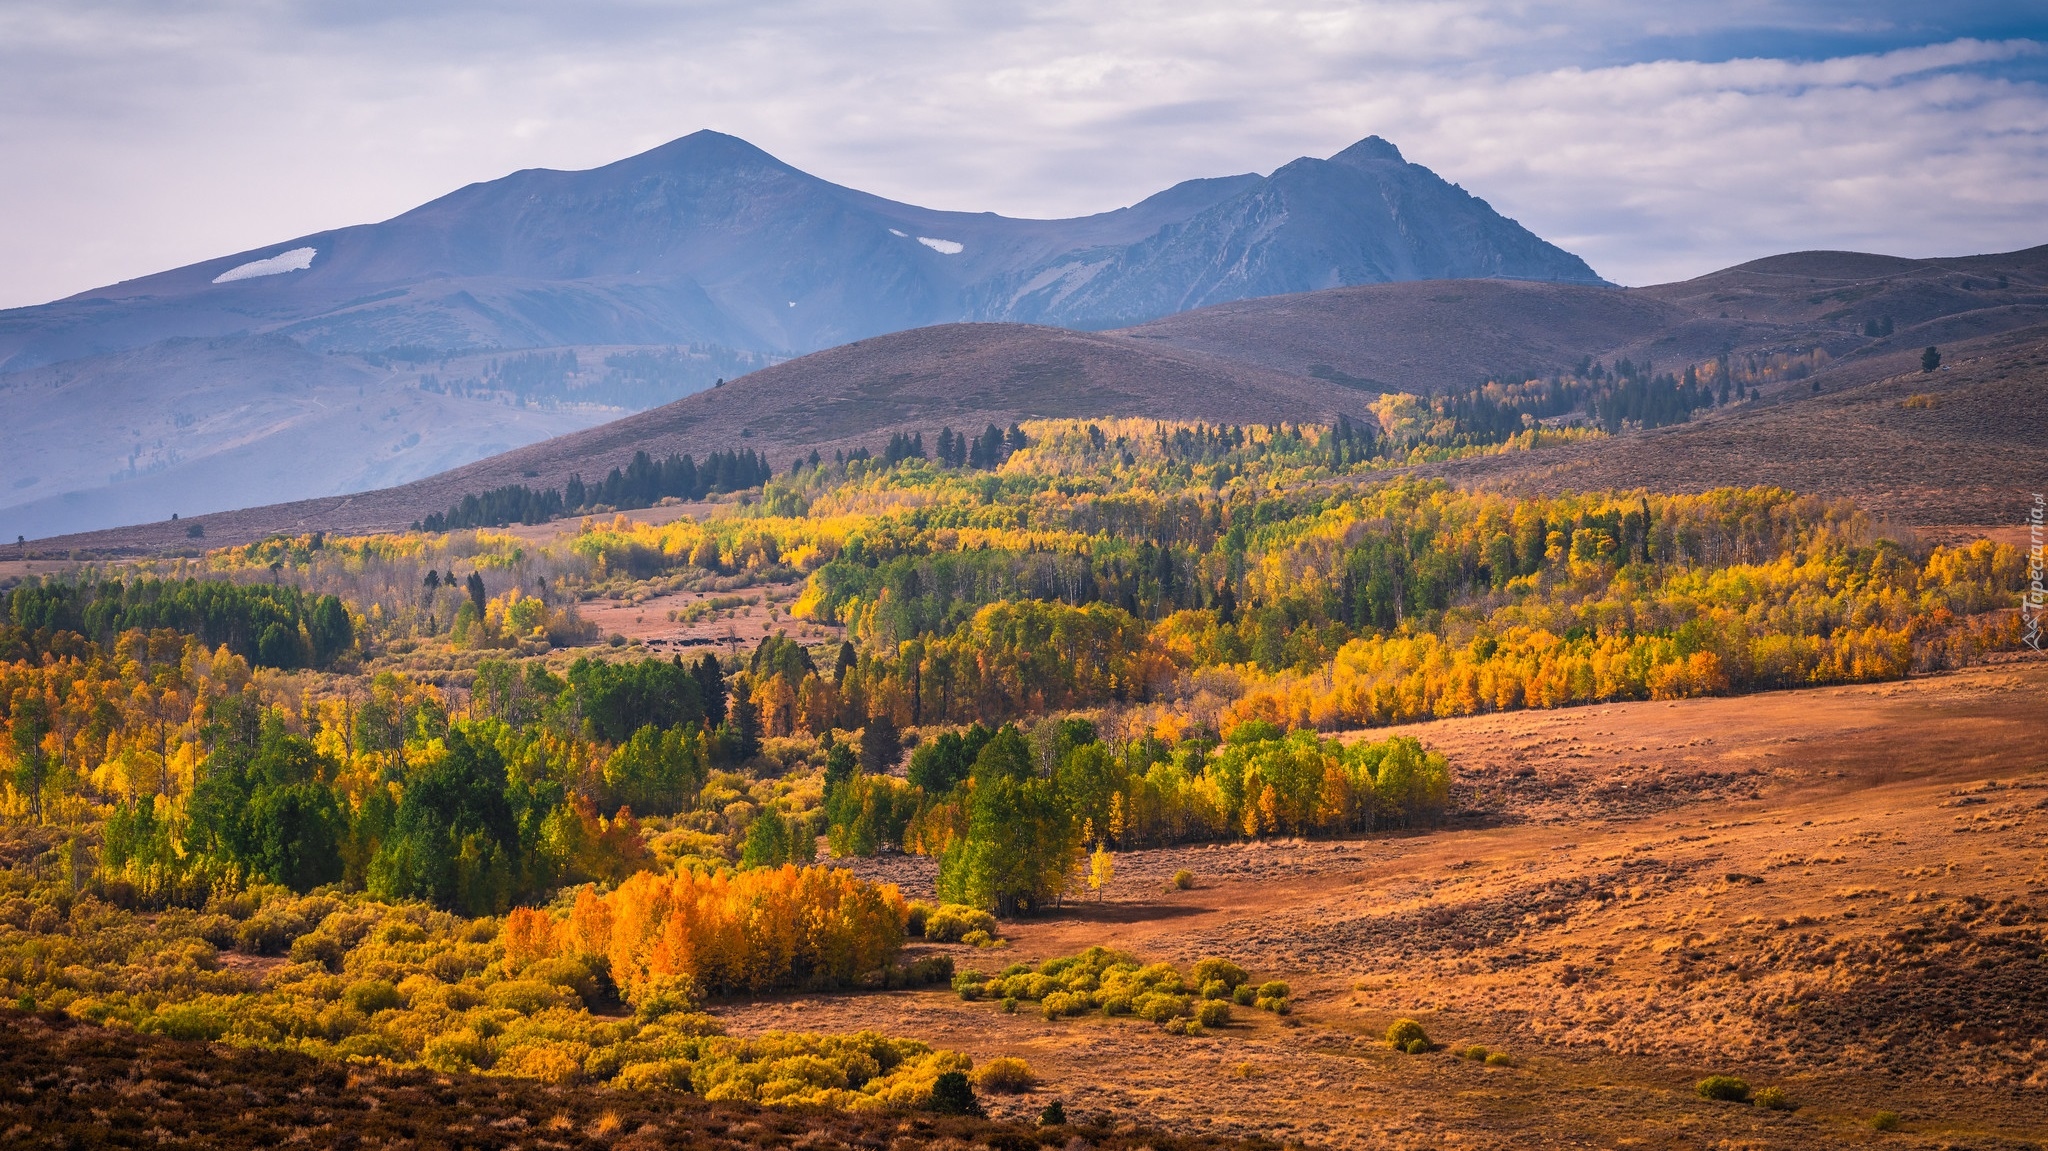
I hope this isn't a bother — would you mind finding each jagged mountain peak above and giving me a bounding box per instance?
[1329,135,1406,166]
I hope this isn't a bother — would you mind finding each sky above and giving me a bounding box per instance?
[1,0,2045,308]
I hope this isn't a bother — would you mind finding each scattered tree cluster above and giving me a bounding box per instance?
[419,448,775,532]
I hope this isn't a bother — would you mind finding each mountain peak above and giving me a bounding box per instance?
[621,129,792,173]
[1329,135,1406,167]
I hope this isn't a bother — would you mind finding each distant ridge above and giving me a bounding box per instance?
[0,130,1603,370]
[0,130,1612,537]
[19,240,2047,553]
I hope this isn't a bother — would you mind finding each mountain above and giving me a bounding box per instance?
[0,132,1601,372]
[982,138,1604,329]
[20,242,2045,556]
[0,131,1611,539]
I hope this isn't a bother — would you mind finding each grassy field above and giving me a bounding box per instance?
[726,660,2048,1147]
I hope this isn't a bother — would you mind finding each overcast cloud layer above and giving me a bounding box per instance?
[1,0,2044,308]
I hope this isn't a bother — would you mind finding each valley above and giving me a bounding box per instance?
[738,663,2048,1147]
[0,150,2040,1151]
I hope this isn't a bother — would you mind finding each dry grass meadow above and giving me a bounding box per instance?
[742,660,2048,1149]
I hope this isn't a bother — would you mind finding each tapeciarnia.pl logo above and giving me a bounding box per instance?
[2027,493,2044,651]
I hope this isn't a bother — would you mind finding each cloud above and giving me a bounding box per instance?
[0,1,2041,307]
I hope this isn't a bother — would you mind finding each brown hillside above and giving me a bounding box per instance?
[17,243,2048,557]
[9,324,1368,555]
[466,322,1366,488]
[1431,320,2048,527]
[1118,278,1679,390]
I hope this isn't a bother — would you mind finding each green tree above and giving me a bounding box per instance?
[568,656,706,743]
[8,692,52,825]
[725,682,762,763]
[602,724,706,815]
[824,739,858,790]
[860,714,902,775]
[369,727,519,915]
[1922,346,1941,372]
[740,806,814,868]
[245,734,346,892]
[936,726,1078,914]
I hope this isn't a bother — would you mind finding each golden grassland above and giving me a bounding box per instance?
[725,660,2048,1147]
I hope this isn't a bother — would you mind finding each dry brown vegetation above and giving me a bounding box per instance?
[0,1008,1265,1151]
[1438,320,2048,527]
[726,660,2048,1148]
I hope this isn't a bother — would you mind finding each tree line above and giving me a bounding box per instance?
[818,717,1450,914]
[3,577,353,671]
[417,447,775,532]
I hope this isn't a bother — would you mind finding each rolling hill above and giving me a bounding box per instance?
[11,242,2046,555]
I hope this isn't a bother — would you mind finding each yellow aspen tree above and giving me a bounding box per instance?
[1088,843,1115,902]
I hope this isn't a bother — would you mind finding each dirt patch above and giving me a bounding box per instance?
[574,580,845,654]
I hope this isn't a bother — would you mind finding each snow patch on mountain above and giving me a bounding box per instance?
[917,237,964,255]
[212,248,316,284]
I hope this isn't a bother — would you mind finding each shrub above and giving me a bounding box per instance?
[1001,997,1019,1014]
[289,931,345,971]
[1697,1075,1752,1103]
[613,1060,693,1091]
[1483,1052,1515,1067]
[1402,1037,1428,1054]
[1196,1000,1232,1028]
[342,979,404,1015]
[487,979,573,1015]
[421,1029,492,1073]
[1458,1044,1488,1061]
[1039,1100,1067,1126]
[902,954,955,986]
[1164,1016,1204,1036]
[524,956,600,1004]
[927,1070,982,1115]
[959,929,993,948]
[952,969,987,1000]
[1041,992,1087,1020]
[1171,870,1195,890]
[1231,983,1257,1006]
[1200,980,1230,1000]
[1386,1019,1430,1051]
[1254,996,1290,1014]
[924,903,998,943]
[1099,996,1132,1016]
[1256,980,1289,1000]
[1871,1111,1901,1132]
[1192,958,1248,989]
[1135,963,1185,993]
[1133,992,1190,1023]
[975,1057,1036,1093]
[1754,1086,1793,1111]
[904,902,931,938]
[139,1002,231,1043]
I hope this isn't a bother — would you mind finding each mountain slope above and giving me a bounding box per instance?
[0,131,1601,373]
[15,241,2045,553]
[987,138,1605,329]
[5,323,1374,550]
[0,130,1615,537]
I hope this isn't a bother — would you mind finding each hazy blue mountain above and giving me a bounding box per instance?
[0,132,1601,371]
[0,130,1609,539]
[982,138,1604,328]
